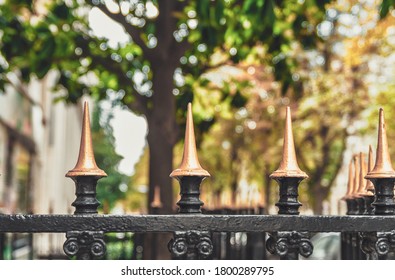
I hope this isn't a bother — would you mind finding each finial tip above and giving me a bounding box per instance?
[66,102,107,178]
[170,102,210,179]
[365,107,395,179]
[270,106,308,179]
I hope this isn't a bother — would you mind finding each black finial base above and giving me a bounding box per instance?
[177,176,204,214]
[346,199,359,215]
[371,178,395,215]
[72,177,100,215]
[274,177,303,215]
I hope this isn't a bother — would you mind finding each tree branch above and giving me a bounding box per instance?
[156,1,176,50]
[171,39,190,64]
[95,3,154,59]
[76,38,149,115]
[3,75,47,125]
[5,75,38,107]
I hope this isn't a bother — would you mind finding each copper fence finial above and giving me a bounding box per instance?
[170,103,210,179]
[270,106,308,179]
[343,159,354,200]
[357,152,367,195]
[352,154,360,198]
[66,102,107,179]
[151,185,163,208]
[365,108,395,179]
[365,145,375,195]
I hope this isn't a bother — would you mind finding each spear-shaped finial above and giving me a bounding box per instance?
[270,106,308,179]
[271,107,307,215]
[170,103,210,179]
[66,102,107,179]
[357,152,367,195]
[352,154,360,198]
[151,185,163,208]
[365,145,375,194]
[343,159,354,200]
[361,146,376,215]
[365,108,395,179]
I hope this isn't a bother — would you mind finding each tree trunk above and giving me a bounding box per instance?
[140,0,187,257]
[147,129,175,214]
[147,62,178,214]
[311,185,328,214]
[143,61,178,260]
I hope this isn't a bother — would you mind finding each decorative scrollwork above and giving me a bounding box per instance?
[168,237,188,258]
[90,240,106,258]
[196,237,213,258]
[275,238,289,256]
[63,239,79,256]
[298,239,313,258]
[266,235,276,255]
[186,231,200,245]
[360,231,395,259]
[266,231,313,259]
[375,238,390,256]
[63,231,106,259]
[168,231,212,259]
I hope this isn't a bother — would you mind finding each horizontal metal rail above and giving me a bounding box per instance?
[0,214,394,233]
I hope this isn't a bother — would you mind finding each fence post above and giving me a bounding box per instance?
[168,103,213,260]
[363,108,395,259]
[355,152,367,259]
[366,109,395,215]
[63,102,107,260]
[266,107,312,260]
[349,155,361,259]
[341,158,354,259]
[362,146,375,215]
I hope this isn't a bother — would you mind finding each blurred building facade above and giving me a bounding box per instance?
[0,73,85,259]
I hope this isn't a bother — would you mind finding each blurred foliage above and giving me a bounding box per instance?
[91,100,130,212]
[173,1,395,213]
[104,232,134,259]
[380,0,395,18]
[0,0,332,109]
[343,3,395,133]
[123,146,148,212]
[359,10,395,158]
[374,83,395,148]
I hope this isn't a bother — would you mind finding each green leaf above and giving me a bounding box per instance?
[242,0,256,13]
[263,0,275,28]
[215,0,224,25]
[196,0,210,17]
[20,67,31,82]
[380,0,395,18]
[52,3,70,20]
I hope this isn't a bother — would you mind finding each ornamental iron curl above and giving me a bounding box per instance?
[266,231,313,259]
[360,231,395,259]
[168,231,213,260]
[63,231,106,260]
[375,231,395,257]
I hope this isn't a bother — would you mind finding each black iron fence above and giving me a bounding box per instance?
[1,103,395,260]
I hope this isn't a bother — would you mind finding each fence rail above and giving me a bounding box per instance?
[0,215,394,233]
